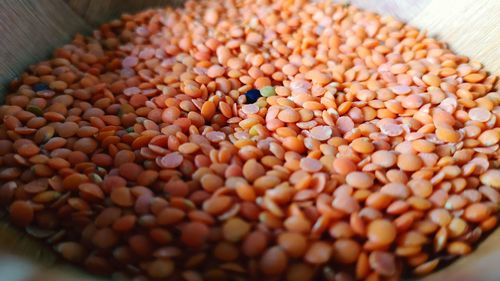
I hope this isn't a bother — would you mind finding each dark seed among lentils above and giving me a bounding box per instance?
[32,83,50,92]
[245,89,262,104]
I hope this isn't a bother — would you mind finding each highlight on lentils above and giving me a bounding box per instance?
[0,0,499,280]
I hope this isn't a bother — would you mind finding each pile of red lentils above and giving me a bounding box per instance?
[1,0,499,280]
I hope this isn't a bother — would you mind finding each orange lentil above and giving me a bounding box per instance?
[333,157,357,175]
[351,138,375,154]
[242,231,267,257]
[181,222,210,248]
[422,74,441,87]
[369,251,396,276]
[411,139,435,153]
[277,232,307,258]
[9,200,34,227]
[464,203,491,223]
[435,126,461,143]
[304,241,332,265]
[346,172,374,189]
[110,187,134,207]
[260,246,288,275]
[332,239,362,264]
[278,108,300,123]
[286,263,315,281]
[371,150,397,168]
[397,153,423,172]
[367,219,397,245]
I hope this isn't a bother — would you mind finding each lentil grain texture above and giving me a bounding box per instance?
[0,0,499,280]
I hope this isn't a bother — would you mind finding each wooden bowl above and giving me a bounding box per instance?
[0,0,498,280]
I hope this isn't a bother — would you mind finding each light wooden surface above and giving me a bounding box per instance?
[0,0,177,95]
[0,0,499,280]
[65,0,184,26]
[0,0,88,95]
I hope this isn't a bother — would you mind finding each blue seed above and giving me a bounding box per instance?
[32,83,49,92]
[245,89,261,104]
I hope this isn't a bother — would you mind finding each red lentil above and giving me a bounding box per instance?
[0,1,498,280]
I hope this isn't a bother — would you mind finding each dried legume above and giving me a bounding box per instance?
[0,1,499,280]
